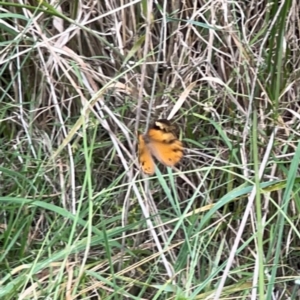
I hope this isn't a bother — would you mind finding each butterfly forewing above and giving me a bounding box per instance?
[147,128,177,143]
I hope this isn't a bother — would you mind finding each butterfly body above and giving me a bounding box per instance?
[138,119,183,175]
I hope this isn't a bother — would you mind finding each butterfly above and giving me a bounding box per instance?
[138,119,184,175]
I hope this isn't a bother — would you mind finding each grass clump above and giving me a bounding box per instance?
[1,0,300,299]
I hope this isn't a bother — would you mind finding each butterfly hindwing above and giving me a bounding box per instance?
[148,139,183,167]
[138,134,155,175]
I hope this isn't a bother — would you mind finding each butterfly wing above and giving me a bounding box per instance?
[138,134,156,175]
[138,120,183,174]
[147,128,183,167]
[146,127,177,143]
[148,139,183,167]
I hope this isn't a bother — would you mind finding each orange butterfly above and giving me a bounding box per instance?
[138,119,184,175]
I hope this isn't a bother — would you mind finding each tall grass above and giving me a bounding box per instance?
[1,1,300,299]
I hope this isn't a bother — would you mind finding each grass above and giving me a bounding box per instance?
[1,0,300,299]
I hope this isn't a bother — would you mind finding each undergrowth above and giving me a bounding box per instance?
[0,0,300,299]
